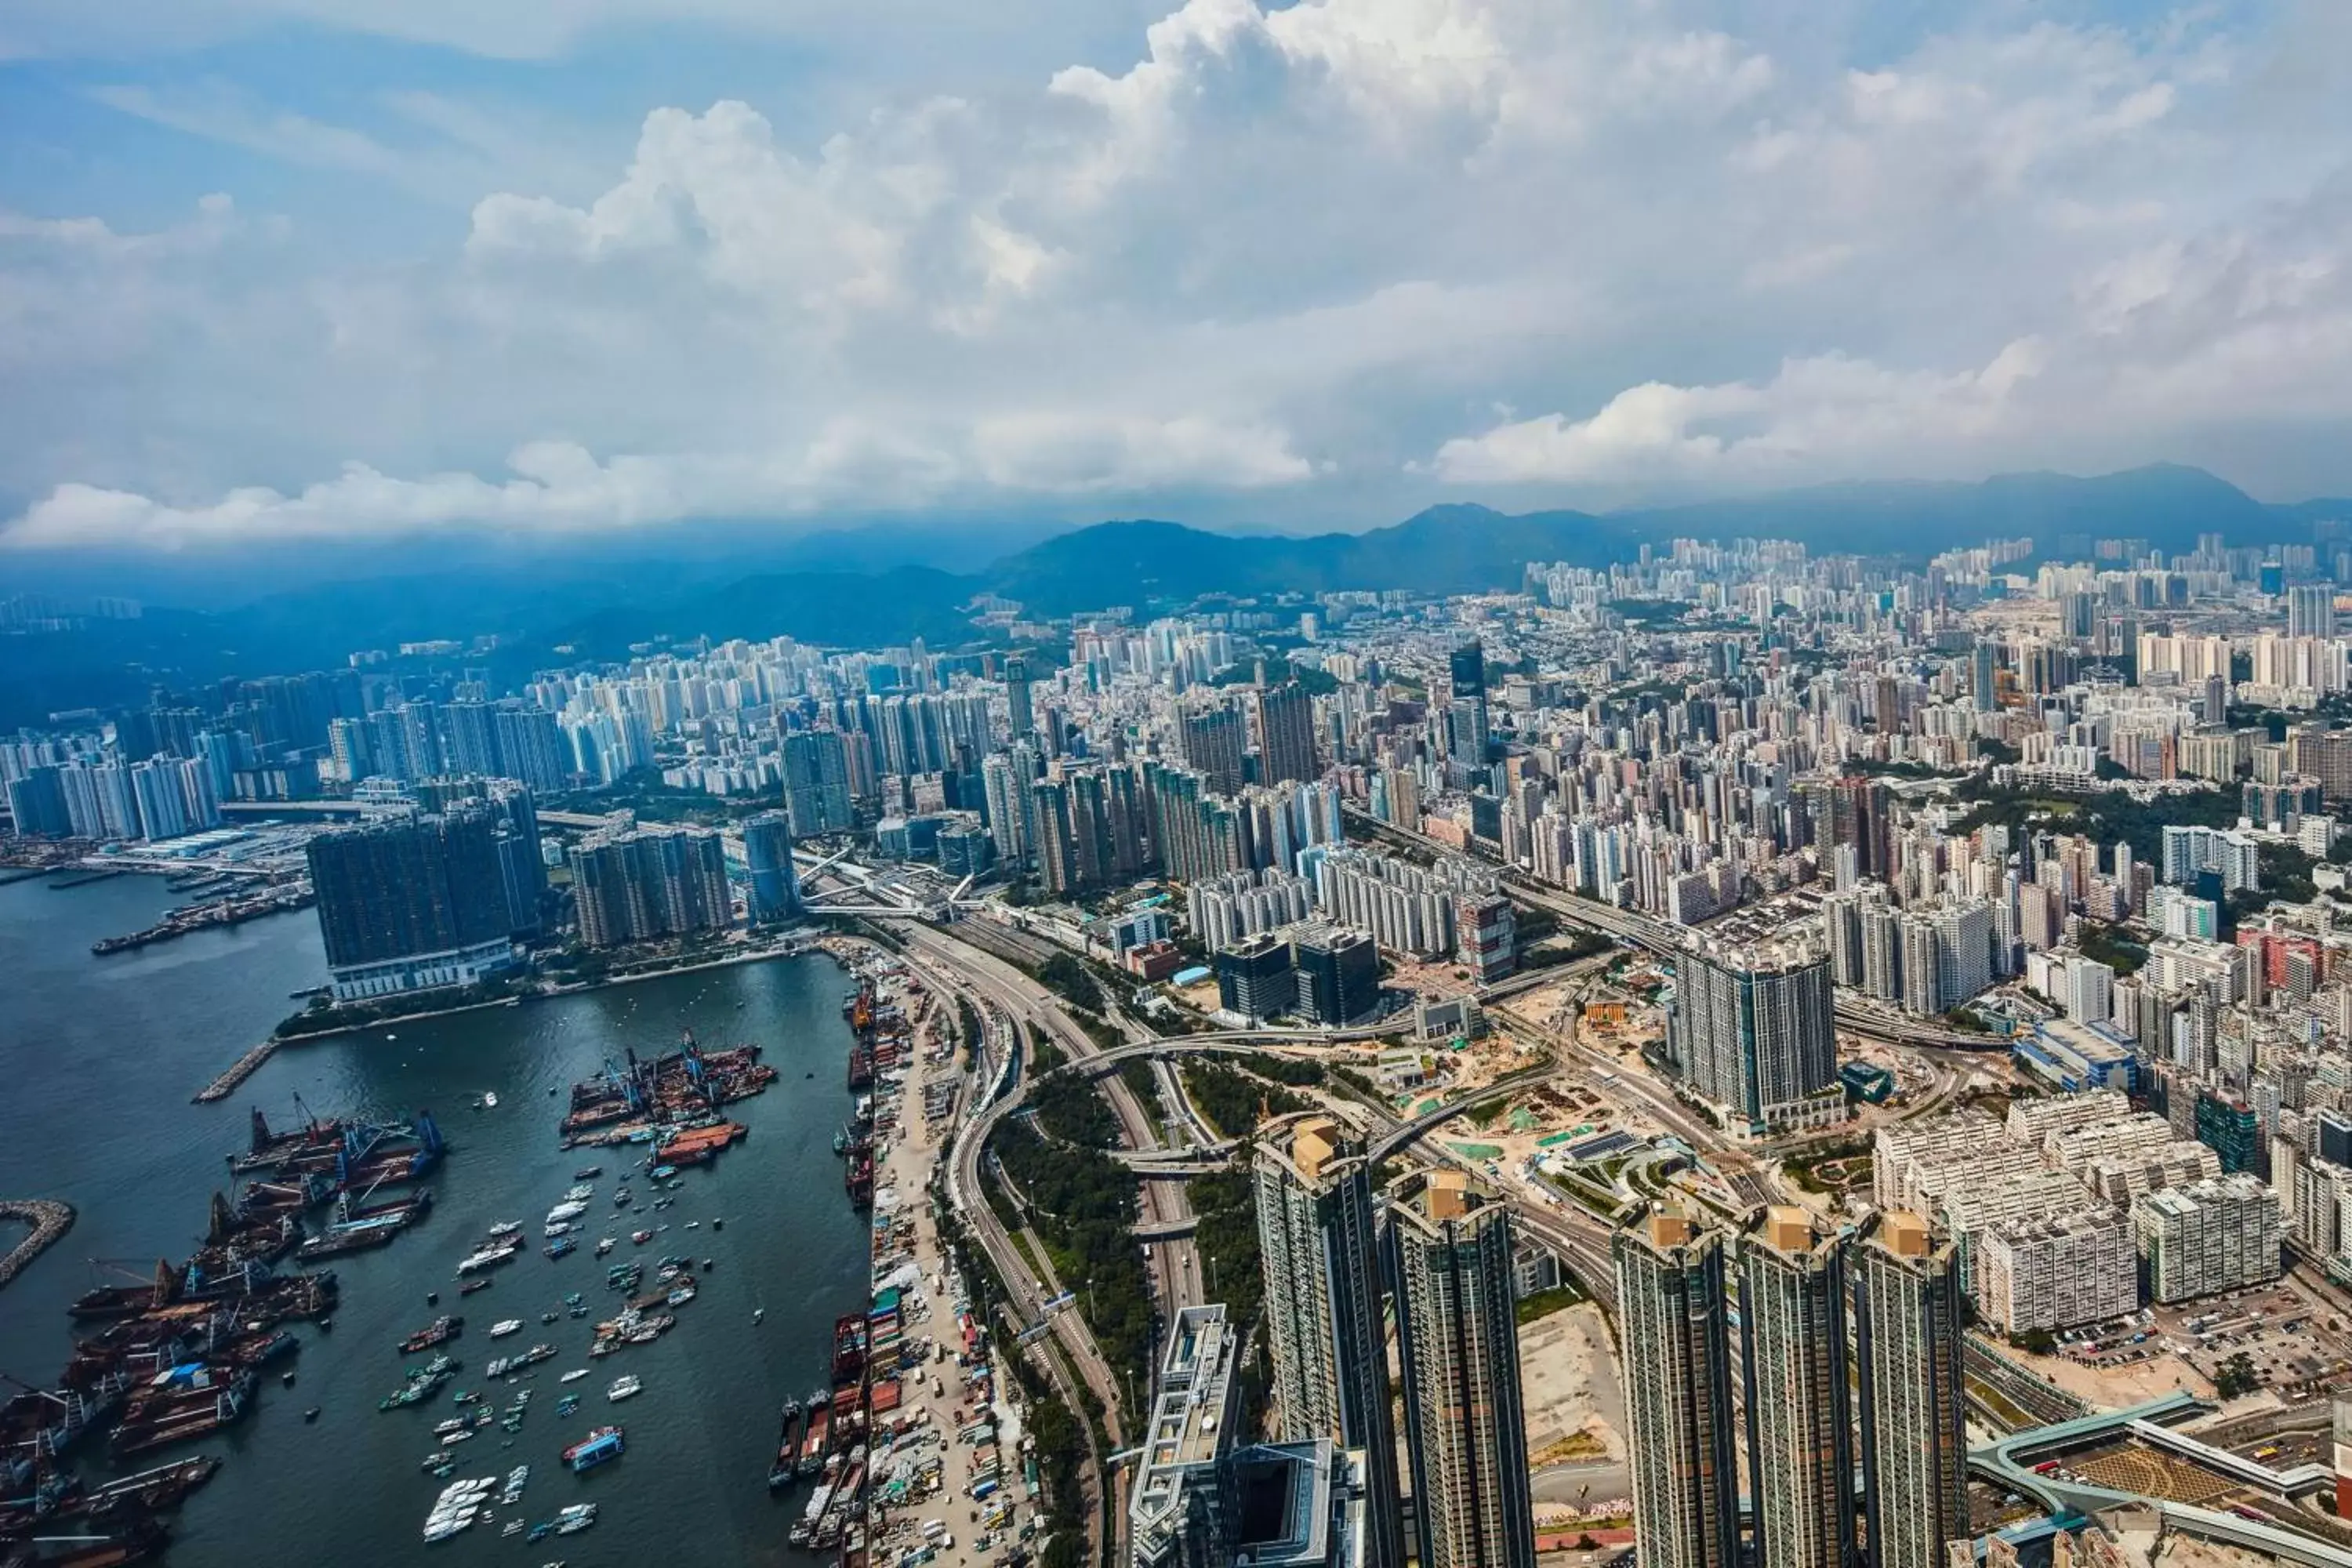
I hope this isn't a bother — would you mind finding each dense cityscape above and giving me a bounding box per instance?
[7,2,2352,1567]
[11,510,2352,1568]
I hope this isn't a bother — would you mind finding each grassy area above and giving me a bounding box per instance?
[1515,1281,1588,1324]
[1182,1060,1310,1140]
[989,1118,1155,1395]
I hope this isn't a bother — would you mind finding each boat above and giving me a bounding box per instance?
[594,1237,615,1256]
[488,1319,521,1338]
[649,1165,677,1181]
[556,1395,580,1417]
[460,1277,494,1296]
[768,1397,807,1490]
[487,1221,522,1238]
[440,1428,474,1446]
[564,1183,595,1203]
[666,1284,695,1308]
[753,1308,764,1325]
[545,1201,589,1224]
[605,1375,641,1403]
[397,1316,464,1353]
[612,1189,632,1208]
[797,1391,829,1475]
[458,1242,521,1275]
[544,1236,577,1260]
[554,1501,599,1535]
[543,1221,573,1239]
[561,1426,624,1474]
[630,1229,652,1246]
[560,1369,589,1383]
[572,1166,601,1179]
[500,1464,529,1505]
[481,1091,499,1109]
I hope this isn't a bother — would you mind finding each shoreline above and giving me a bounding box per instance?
[194,936,854,1102]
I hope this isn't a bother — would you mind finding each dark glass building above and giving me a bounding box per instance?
[305,806,517,1000]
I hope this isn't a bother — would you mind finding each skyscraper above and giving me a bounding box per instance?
[1256,682,1319,786]
[1253,1117,1404,1568]
[1178,702,1247,796]
[1130,1305,1243,1568]
[567,825,733,948]
[493,704,570,793]
[1385,1172,1533,1568]
[782,728,855,837]
[1853,1210,1967,1568]
[5,765,71,838]
[741,810,804,924]
[1613,1208,1740,1568]
[1004,652,1034,741]
[2289,584,2336,641]
[1972,641,1999,713]
[1740,1207,1856,1568]
[305,807,518,999]
[1664,941,1841,1135]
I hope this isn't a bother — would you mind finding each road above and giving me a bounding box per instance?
[896,921,1219,1563]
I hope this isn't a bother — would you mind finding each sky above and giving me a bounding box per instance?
[1,0,2349,555]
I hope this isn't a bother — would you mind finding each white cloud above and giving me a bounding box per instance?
[3,0,2350,549]
[1428,340,2049,485]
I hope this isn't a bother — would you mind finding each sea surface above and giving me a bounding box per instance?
[0,871,868,1566]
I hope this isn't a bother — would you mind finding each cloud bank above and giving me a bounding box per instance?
[4,0,2351,549]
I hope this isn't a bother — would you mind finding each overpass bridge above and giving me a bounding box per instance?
[1967,1395,2352,1566]
[1365,1064,1558,1163]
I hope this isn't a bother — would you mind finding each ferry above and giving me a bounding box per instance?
[546,1200,590,1224]
[457,1242,521,1275]
[605,1374,641,1403]
[562,1426,625,1474]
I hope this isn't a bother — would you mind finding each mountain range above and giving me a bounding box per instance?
[6,463,2347,727]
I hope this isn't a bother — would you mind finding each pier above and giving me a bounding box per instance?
[0,1197,77,1289]
[94,884,314,955]
[194,1039,283,1104]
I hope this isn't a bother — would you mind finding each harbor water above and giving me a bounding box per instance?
[0,872,868,1566]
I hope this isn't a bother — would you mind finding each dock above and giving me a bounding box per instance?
[195,1040,283,1104]
[0,1198,77,1289]
[94,884,314,955]
[48,868,125,890]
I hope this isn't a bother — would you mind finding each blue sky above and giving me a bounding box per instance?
[1,0,2346,554]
